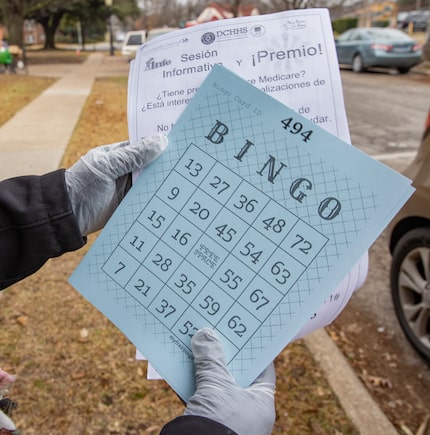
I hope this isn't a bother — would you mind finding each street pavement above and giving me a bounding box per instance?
[0,52,401,434]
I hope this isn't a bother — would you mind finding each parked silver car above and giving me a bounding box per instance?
[335,27,422,74]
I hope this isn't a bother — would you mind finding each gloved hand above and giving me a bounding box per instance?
[185,328,276,435]
[0,369,15,391]
[0,410,16,434]
[0,368,17,434]
[65,135,167,236]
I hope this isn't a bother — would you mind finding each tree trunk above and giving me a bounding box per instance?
[232,0,241,17]
[3,1,24,46]
[423,37,430,62]
[39,11,64,50]
[80,17,86,51]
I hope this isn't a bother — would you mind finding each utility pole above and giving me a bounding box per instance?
[105,0,115,56]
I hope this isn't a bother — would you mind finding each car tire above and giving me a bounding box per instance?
[390,227,430,363]
[397,67,410,74]
[352,54,365,73]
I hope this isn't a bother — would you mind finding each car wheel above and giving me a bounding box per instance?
[397,67,410,74]
[390,227,430,362]
[352,54,365,73]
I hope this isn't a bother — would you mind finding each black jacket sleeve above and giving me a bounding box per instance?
[160,416,237,435]
[0,169,85,290]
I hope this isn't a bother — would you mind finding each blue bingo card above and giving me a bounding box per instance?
[69,65,413,401]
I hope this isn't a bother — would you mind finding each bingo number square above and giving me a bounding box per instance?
[69,65,413,401]
[102,143,328,361]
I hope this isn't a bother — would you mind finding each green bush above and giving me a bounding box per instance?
[371,20,390,27]
[332,17,358,35]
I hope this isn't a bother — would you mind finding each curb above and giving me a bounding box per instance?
[412,61,430,75]
[304,329,398,434]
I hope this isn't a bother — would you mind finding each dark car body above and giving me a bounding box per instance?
[335,27,422,74]
[389,109,430,362]
[400,10,430,32]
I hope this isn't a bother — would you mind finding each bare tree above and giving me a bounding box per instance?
[254,0,350,12]
[0,0,48,46]
[231,0,241,16]
[139,0,206,28]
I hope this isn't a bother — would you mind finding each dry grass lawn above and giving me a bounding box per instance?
[0,76,55,126]
[0,62,358,434]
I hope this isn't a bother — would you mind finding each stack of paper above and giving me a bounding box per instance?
[69,10,414,401]
[128,9,370,344]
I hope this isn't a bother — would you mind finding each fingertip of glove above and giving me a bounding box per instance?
[191,328,224,358]
[193,327,218,342]
[143,133,168,151]
[252,362,276,387]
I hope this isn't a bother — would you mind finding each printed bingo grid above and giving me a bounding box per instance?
[70,65,414,401]
[102,143,328,361]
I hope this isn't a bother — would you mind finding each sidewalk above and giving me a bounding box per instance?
[0,53,399,434]
[0,52,105,180]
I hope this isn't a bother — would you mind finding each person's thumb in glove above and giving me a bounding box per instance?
[65,134,167,236]
[185,328,276,435]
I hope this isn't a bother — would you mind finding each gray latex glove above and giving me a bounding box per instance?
[65,135,167,236]
[185,328,276,435]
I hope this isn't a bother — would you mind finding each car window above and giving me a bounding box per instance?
[127,34,143,45]
[367,28,412,41]
[408,11,429,20]
[337,30,354,42]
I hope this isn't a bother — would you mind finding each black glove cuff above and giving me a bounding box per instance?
[160,415,237,435]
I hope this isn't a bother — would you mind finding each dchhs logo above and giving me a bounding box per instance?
[201,32,216,45]
[251,25,265,37]
[216,27,248,39]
